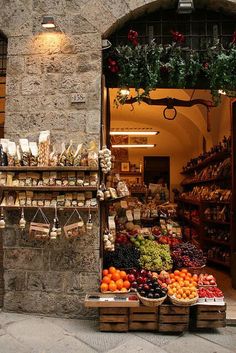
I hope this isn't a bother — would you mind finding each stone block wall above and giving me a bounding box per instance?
[0,0,235,318]
[3,210,100,318]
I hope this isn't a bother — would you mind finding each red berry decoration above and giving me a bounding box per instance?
[171,30,185,43]
[108,58,119,73]
[128,30,139,46]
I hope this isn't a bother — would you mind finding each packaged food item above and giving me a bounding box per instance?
[49,145,59,167]
[44,194,52,207]
[63,209,85,239]
[77,172,84,186]
[49,172,56,186]
[7,141,16,166]
[19,139,30,166]
[29,208,50,240]
[29,142,38,166]
[80,148,88,166]
[59,143,66,166]
[77,193,85,207]
[88,141,98,168]
[89,172,98,186]
[26,191,33,206]
[65,141,74,166]
[57,194,65,207]
[18,173,27,186]
[61,172,68,186]
[15,145,21,166]
[42,172,50,186]
[19,192,26,206]
[25,173,32,186]
[38,131,50,166]
[83,174,90,186]
[65,193,73,207]
[0,139,9,166]
[117,180,130,197]
[6,173,13,186]
[37,193,45,207]
[74,144,82,166]
[0,172,6,186]
[68,172,76,186]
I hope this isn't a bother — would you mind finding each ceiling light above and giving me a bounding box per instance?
[177,0,194,14]
[42,16,56,29]
[110,131,159,136]
[120,88,130,96]
[112,144,156,148]
[218,89,226,95]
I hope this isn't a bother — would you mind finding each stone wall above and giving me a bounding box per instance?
[0,0,236,318]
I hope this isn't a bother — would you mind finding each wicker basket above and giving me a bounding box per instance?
[169,295,198,306]
[187,265,206,275]
[137,292,167,307]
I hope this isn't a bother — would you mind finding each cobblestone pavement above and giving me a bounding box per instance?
[0,311,236,353]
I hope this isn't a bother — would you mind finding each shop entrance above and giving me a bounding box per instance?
[101,7,236,316]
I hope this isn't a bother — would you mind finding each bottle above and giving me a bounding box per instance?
[0,144,8,166]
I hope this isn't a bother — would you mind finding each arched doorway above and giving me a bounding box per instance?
[0,31,7,307]
[102,4,236,299]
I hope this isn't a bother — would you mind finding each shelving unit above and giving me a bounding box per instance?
[0,166,99,211]
[177,149,232,268]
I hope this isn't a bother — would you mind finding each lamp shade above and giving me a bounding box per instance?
[42,16,55,28]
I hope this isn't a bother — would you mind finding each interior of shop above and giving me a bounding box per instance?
[106,87,235,314]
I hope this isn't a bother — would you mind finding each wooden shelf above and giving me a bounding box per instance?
[178,214,201,228]
[102,196,127,203]
[176,198,201,206]
[202,237,230,246]
[0,186,98,192]
[120,172,142,176]
[1,205,98,211]
[203,219,230,226]
[181,176,231,187]
[201,200,231,205]
[0,166,98,172]
[181,151,231,175]
[207,258,230,267]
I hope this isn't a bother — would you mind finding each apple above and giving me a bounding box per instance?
[128,274,136,282]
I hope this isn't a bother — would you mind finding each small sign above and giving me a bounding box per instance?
[71,93,86,103]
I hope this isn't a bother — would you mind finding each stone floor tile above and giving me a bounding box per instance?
[6,316,65,351]
[45,336,97,353]
[135,332,181,347]
[0,311,29,326]
[49,317,134,352]
[163,333,234,353]
[195,327,236,351]
[105,336,168,353]
[0,334,31,353]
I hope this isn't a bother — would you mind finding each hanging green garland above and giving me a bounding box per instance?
[106,30,236,105]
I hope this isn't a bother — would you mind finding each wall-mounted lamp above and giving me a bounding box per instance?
[177,0,194,14]
[42,16,56,29]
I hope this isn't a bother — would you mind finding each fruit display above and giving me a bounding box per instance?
[198,287,224,302]
[137,276,167,300]
[171,242,206,269]
[126,269,170,291]
[103,244,140,269]
[138,240,173,272]
[168,269,198,302]
[100,267,131,292]
[157,235,181,247]
[198,273,217,286]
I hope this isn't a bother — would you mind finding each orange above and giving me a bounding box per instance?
[182,293,187,299]
[116,279,124,290]
[174,270,180,275]
[189,294,194,299]
[100,283,108,292]
[102,269,109,276]
[180,273,186,278]
[182,269,188,273]
[184,280,190,286]
[109,282,117,292]
[185,290,191,296]
[120,287,127,292]
[168,289,174,296]
[178,289,183,295]
[123,280,131,289]
[109,266,116,274]
[120,271,127,279]
[102,276,111,284]
[116,269,120,273]
[176,294,182,299]
[170,273,175,279]
[107,273,112,279]
[112,272,121,282]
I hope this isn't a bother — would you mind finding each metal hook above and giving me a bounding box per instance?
[163,106,177,120]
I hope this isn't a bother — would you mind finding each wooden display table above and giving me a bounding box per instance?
[84,294,226,332]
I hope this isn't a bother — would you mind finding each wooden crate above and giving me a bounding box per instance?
[158,304,190,332]
[99,307,129,332]
[190,304,226,329]
[129,306,158,331]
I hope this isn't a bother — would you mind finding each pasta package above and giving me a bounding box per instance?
[38,131,50,166]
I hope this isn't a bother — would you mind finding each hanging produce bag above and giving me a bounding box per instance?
[29,208,50,240]
[63,209,85,239]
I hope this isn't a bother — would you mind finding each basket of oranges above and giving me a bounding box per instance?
[100,267,131,293]
[168,269,198,306]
